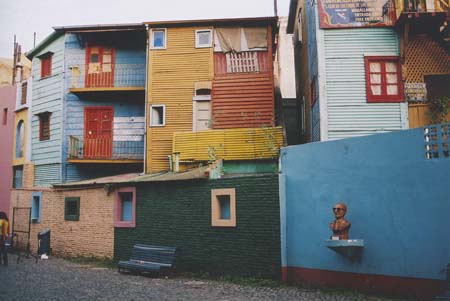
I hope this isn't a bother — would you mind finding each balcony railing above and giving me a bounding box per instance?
[68,135,144,161]
[68,63,145,89]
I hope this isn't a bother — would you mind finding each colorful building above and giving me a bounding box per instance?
[144,17,283,174]
[287,0,410,142]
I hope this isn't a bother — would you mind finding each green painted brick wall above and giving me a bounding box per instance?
[114,174,281,279]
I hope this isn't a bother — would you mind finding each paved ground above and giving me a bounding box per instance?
[0,255,405,301]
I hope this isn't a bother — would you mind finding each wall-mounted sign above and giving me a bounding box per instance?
[318,0,396,28]
[405,83,427,101]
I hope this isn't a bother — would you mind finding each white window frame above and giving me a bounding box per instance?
[150,104,166,127]
[150,28,167,49]
[195,29,213,48]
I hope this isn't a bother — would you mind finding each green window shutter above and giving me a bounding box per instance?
[64,197,80,221]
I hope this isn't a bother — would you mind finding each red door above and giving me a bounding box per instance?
[85,46,114,88]
[84,107,113,159]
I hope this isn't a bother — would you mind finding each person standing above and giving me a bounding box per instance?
[0,211,10,266]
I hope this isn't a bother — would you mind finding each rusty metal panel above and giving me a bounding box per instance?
[172,126,283,162]
[212,72,275,129]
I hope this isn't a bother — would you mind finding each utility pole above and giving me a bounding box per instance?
[274,0,278,16]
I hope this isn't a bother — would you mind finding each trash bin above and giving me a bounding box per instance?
[38,229,51,255]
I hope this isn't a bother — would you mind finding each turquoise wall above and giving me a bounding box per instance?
[280,124,450,280]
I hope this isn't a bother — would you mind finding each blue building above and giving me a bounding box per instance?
[25,24,146,186]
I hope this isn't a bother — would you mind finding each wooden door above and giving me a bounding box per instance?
[84,107,113,159]
[85,46,114,87]
[193,101,211,131]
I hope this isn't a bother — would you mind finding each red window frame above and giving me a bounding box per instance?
[39,112,51,141]
[364,56,404,103]
[40,54,52,78]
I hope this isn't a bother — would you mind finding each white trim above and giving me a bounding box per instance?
[150,28,167,50]
[149,104,166,127]
[315,3,328,141]
[400,102,409,129]
[195,29,212,48]
[192,95,211,102]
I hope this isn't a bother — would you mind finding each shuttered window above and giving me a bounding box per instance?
[40,53,53,78]
[39,112,51,141]
[365,56,403,103]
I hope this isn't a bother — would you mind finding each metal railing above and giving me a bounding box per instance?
[398,0,449,13]
[68,63,145,89]
[68,135,144,160]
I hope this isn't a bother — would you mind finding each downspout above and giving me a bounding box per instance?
[142,24,150,175]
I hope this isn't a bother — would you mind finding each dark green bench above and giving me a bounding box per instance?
[118,244,177,275]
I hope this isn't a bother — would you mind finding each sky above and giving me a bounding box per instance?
[0,0,291,58]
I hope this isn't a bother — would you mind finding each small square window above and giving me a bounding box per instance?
[211,188,236,227]
[151,29,166,49]
[114,187,136,228]
[150,105,165,126]
[195,30,212,48]
[64,197,80,221]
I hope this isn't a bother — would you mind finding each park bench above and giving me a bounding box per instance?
[118,244,177,275]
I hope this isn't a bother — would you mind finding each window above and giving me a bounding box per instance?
[151,29,166,49]
[365,56,403,103]
[38,112,51,141]
[64,197,80,221]
[2,108,7,125]
[114,187,136,228]
[16,120,24,158]
[31,192,42,223]
[195,30,212,48]
[40,53,53,78]
[13,166,23,189]
[21,82,27,105]
[150,105,165,126]
[211,188,236,227]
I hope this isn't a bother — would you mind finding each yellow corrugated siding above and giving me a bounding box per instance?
[147,26,214,173]
[173,126,284,162]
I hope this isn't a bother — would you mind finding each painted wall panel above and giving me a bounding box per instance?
[31,34,65,168]
[323,28,404,139]
[281,124,450,281]
[147,26,213,173]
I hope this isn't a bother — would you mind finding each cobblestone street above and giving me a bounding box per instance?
[0,255,406,301]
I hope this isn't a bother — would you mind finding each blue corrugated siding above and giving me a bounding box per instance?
[323,28,403,139]
[31,35,65,174]
[34,164,61,187]
[61,34,145,183]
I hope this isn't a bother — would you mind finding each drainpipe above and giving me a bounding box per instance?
[142,24,150,175]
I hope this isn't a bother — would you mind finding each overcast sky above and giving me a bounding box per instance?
[0,0,290,58]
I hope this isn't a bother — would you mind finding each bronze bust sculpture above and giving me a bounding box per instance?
[330,203,351,240]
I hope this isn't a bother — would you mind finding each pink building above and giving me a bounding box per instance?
[0,84,15,213]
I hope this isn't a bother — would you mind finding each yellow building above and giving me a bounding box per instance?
[145,17,282,173]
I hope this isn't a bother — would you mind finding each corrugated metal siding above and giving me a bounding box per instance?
[173,126,283,162]
[212,72,275,129]
[147,26,213,173]
[323,28,403,140]
[31,34,65,168]
[34,163,61,187]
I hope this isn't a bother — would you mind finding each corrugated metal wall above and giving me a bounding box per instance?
[34,163,61,187]
[31,35,65,177]
[173,126,283,162]
[323,28,404,139]
[146,26,213,173]
[212,72,274,129]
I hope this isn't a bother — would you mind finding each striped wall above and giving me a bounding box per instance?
[146,26,214,173]
[323,28,407,140]
[30,34,65,185]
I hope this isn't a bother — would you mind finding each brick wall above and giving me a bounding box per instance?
[114,174,281,279]
[10,187,114,258]
[22,163,34,189]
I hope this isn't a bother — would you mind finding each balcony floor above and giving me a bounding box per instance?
[67,158,143,164]
[69,86,145,93]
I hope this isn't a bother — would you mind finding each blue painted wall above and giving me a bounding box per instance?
[280,124,450,280]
